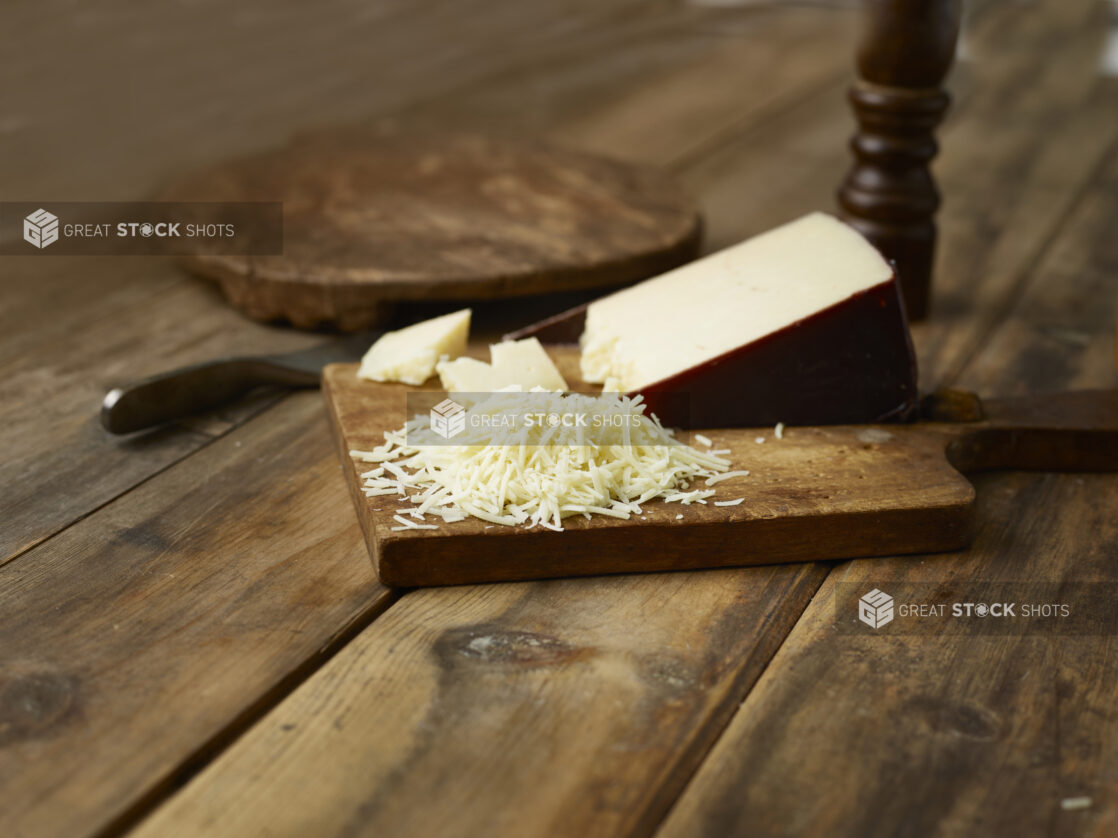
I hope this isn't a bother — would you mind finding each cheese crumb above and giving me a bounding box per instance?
[705,470,751,486]
[694,433,713,447]
[774,422,785,440]
[1060,797,1092,811]
[714,498,744,507]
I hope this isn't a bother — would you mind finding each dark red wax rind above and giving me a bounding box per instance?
[506,275,919,428]
[640,275,918,427]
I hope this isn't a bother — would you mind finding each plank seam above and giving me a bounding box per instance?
[0,392,286,570]
[939,134,1118,389]
[90,586,401,838]
[633,563,833,838]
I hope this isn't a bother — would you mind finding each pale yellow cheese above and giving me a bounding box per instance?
[489,338,568,391]
[432,356,495,391]
[580,213,893,390]
[358,308,471,386]
[437,337,568,392]
[349,389,732,531]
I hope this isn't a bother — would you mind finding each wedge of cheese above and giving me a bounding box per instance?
[579,212,917,427]
[358,308,471,385]
[437,337,568,392]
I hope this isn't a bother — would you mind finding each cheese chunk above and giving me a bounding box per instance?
[437,337,568,392]
[488,337,568,391]
[432,356,495,391]
[578,212,917,426]
[358,308,471,386]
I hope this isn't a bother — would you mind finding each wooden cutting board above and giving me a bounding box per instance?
[159,127,701,330]
[323,351,1118,587]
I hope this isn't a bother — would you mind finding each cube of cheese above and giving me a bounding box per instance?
[358,309,471,386]
[432,356,495,392]
[437,337,567,392]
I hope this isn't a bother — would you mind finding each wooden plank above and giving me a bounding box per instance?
[392,3,860,169]
[918,0,1118,387]
[954,144,1118,396]
[0,265,322,565]
[0,0,657,201]
[654,138,1118,838]
[0,393,392,838]
[128,562,830,838]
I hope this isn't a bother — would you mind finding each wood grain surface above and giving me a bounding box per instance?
[323,356,1118,586]
[3,0,1116,836]
[131,560,831,838]
[160,129,701,329]
[0,259,323,567]
[0,395,393,838]
[324,361,971,586]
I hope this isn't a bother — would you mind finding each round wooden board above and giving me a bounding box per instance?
[160,128,702,330]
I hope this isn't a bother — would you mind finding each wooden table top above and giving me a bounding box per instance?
[2,1,1116,836]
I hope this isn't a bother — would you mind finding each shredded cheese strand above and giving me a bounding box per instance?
[351,390,736,531]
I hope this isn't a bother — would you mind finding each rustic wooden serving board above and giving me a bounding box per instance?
[160,128,701,330]
[323,351,1118,587]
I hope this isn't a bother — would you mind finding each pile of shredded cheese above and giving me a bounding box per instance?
[350,389,739,532]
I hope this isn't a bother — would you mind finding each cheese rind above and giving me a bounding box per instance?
[437,337,568,392]
[577,212,917,427]
[358,308,471,386]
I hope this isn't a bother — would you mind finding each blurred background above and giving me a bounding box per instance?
[0,1,980,237]
[4,0,1115,257]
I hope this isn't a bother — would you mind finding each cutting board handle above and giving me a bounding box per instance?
[933,389,1118,473]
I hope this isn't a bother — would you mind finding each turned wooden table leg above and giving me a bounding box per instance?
[838,0,962,321]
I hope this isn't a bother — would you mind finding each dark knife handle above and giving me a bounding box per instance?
[101,357,322,434]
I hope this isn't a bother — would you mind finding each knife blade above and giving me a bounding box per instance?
[101,330,380,434]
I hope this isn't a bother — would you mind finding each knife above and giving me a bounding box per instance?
[101,330,379,434]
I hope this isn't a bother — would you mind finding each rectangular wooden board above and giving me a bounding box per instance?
[323,350,977,586]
